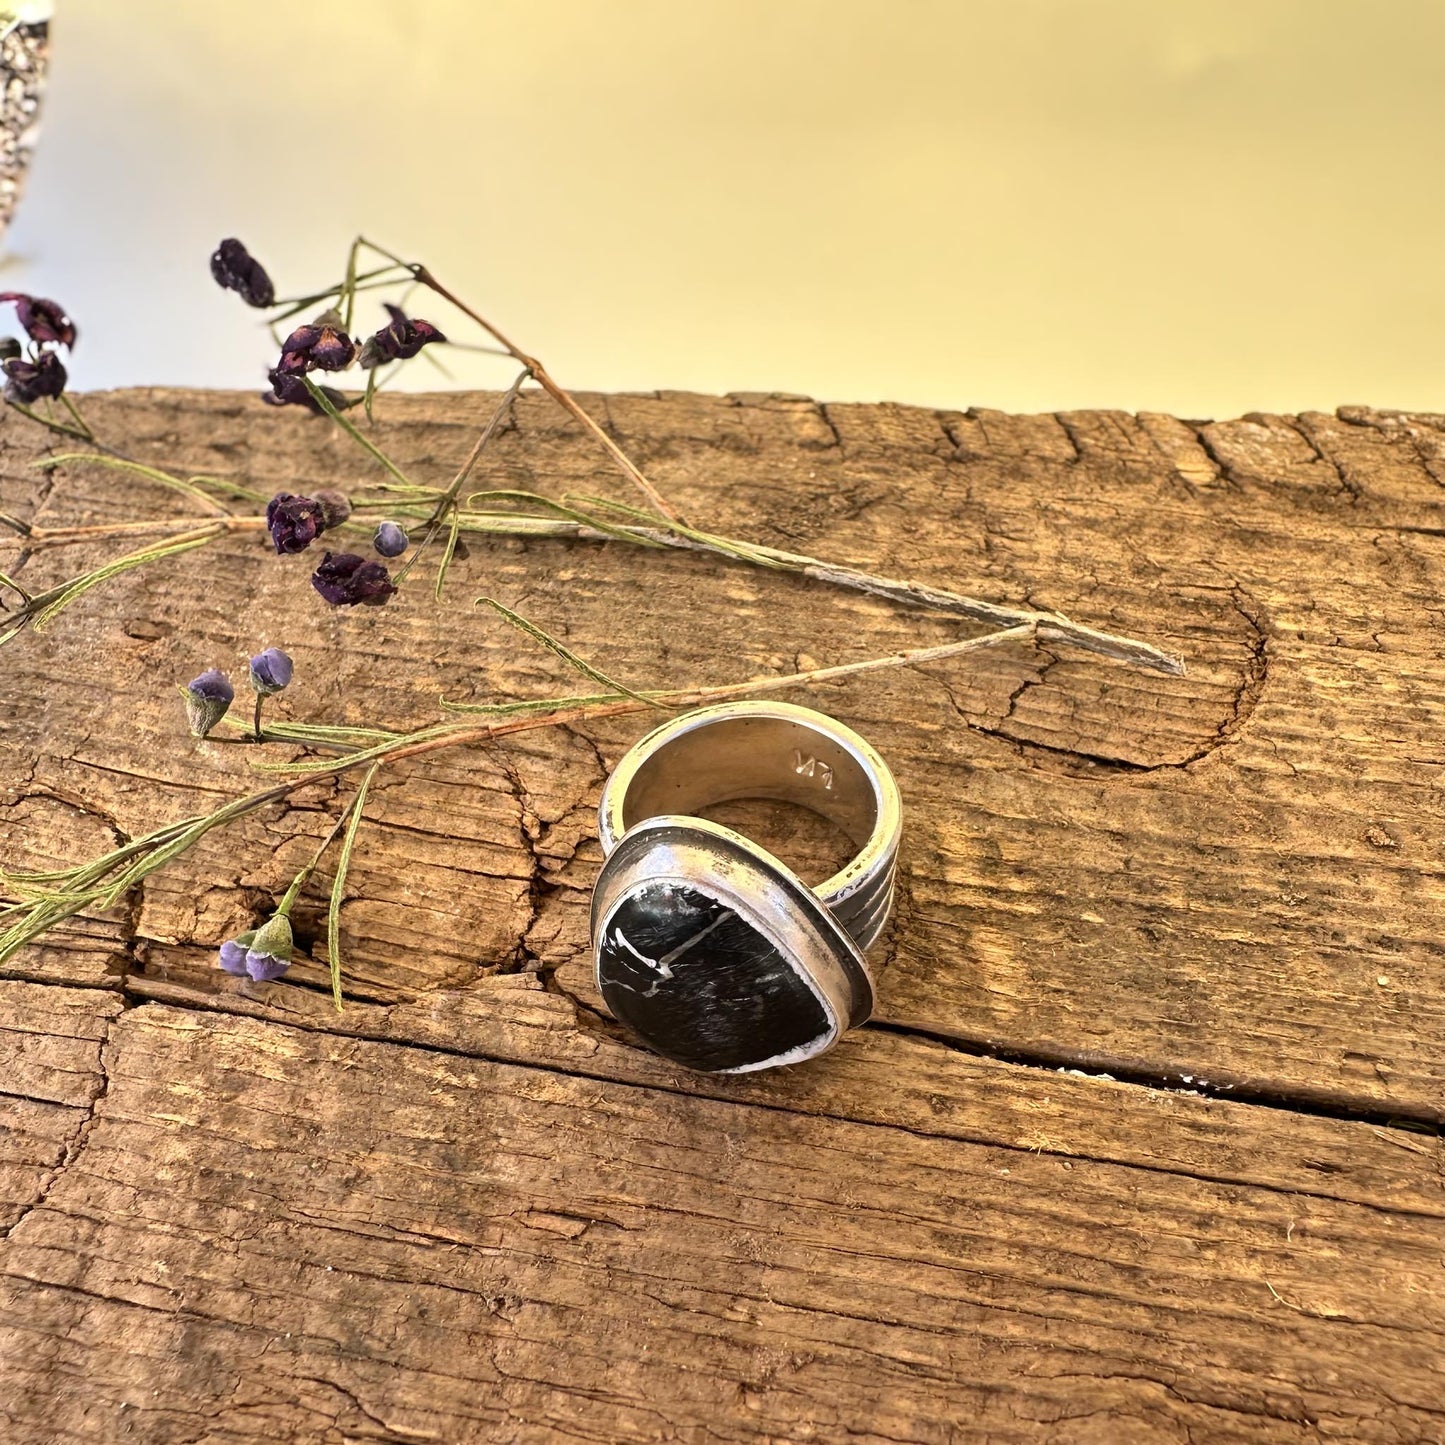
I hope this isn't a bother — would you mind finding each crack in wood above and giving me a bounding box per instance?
[865,1018,1445,1138]
[3,982,1441,1444]
[0,1011,117,1243]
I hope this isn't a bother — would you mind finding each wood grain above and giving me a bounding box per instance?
[3,981,1443,1443]
[3,388,1445,1439]
[8,387,1442,1114]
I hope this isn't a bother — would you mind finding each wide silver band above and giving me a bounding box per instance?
[593,702,901,1073]
[597,701,902,953]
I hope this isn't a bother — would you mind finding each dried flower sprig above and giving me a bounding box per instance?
[1,235,1185,675]
[214,765,375,1001]
[0,291,74,407]
[0,619,1039,1000]
[1,231,1190,1010]
[0,290,93,453]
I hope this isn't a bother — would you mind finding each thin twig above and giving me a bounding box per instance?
[5,522,233,634]
[275,798,362,916]
[327,763,379,1009]
[392,367,531,591]
[269,264,409,325]
[6,398,141,465]
[59,394,95,440]
[0,567,32,602]
[36,453,233,517]
[453,507,1185,674]
[355,236,681,524]
[0,623,1038,958]
[4,399,95,446]
[11,500,1179,673]
[267,622,1042,776]
[20,516,266,549]
[301,377,417,490]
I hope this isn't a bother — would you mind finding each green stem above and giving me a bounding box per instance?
[273,798,362,916]
[0,567,32,602]
[59,394,95,440]
[268,266,406,324]
[392,369,530,591]
[35,452,233,516]
[6,399,95,445]
[301,376,418,490]
[341,236,361,332]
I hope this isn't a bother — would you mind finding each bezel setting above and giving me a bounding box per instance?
[591,816,874,1073]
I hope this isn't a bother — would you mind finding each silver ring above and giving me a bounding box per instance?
[593,701,902,1073]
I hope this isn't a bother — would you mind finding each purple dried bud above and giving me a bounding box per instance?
[265,493,327,554]
[218,931,256,975]
[210,238,275,308]
[183,668,234,738]
[264,369,350,413]
[313,488,352,530]
[357,304,447,369]
[0,293,76,348]
[311,551,397,607]
[3,351,66,404]
[277,318,357,373]
[265,368,311,408]
[373,521,408,557]
[243,913,293,982]
[248,647,293,695]
[245,951,290,983]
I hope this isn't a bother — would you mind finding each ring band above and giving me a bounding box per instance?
[593,701,902,1073]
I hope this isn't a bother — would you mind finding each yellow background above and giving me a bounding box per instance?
[9,0,1445,416]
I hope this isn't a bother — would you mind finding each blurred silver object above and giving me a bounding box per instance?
[0,3,51,241]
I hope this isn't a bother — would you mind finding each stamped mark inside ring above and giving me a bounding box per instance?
[792,750,834,790]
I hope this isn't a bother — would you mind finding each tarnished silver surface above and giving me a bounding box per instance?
[593,702,901,1071]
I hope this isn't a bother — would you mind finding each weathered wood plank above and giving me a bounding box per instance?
[0,983,120,1238]
[1,983,1442,1443]
[2,389,1444,1120]
[130,967,1445,1223]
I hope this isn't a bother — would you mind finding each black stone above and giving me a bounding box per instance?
[597,882,831,1072]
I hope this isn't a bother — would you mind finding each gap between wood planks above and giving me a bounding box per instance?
[21,947,1437,1145]
[15,973,1435,1236]
[863,1019,1443,1135]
